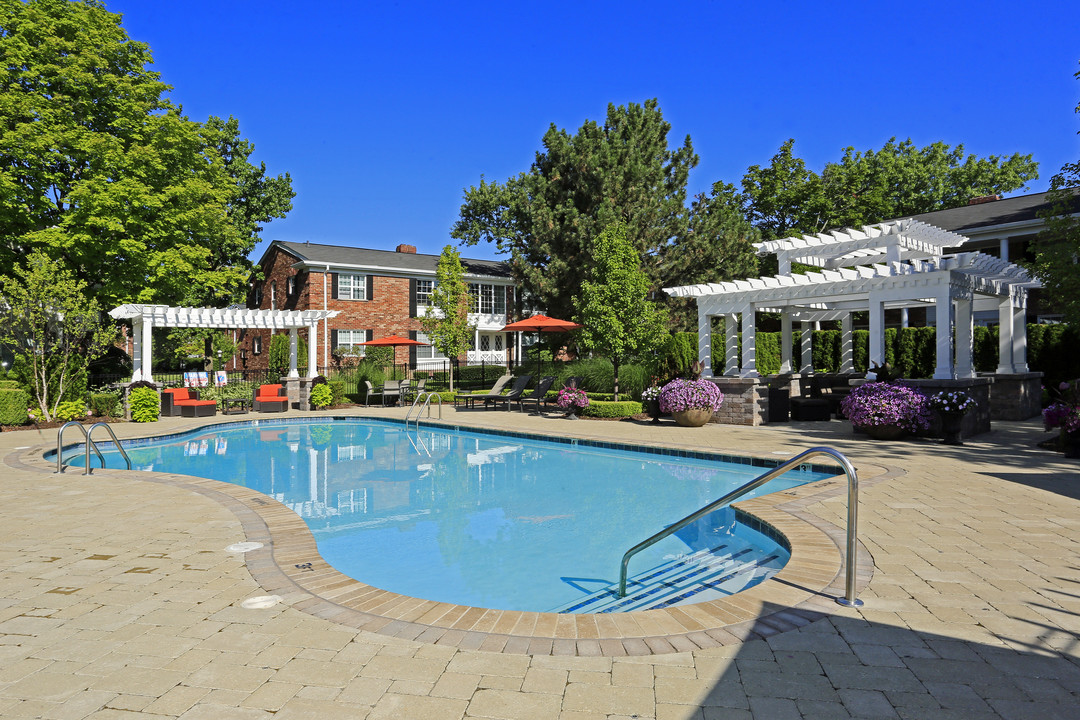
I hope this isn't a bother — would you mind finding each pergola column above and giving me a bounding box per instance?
[933,287,955,380]
[780,311,793,373]
[867,293,885,378]
[140,316,153,383]
[697,310,713,377]
[131,319,144,382]
[740,305,758,377]
[1012,292,1029,373]
[308,323,319,378]
[840,313,854,373]
[800,320,813,374]
[955,295,974,378]
[288,329,300,378]
[996,296,1015,374]
[724,313,739,376]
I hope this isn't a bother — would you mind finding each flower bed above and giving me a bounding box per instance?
[840,382,931,435]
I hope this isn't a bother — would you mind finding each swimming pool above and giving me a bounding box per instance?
[71,419,833,613]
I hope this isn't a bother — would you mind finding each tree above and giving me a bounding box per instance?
[1033,62,1080,327]
[452,99,697,320]
[0,0,293,312]
[741,138,1038,240]
[0,252,116,421]
[575,223,667,401]
[659,181,760,329]
[420,246,473,392]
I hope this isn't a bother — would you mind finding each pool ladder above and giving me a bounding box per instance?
[617,446,864,608]
[55,421,133,475]
[405,392,442,429]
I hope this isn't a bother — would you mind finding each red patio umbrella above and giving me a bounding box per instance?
[499,314,582,372]
[358,334,427,347]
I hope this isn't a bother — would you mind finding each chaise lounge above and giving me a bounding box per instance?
[253,384,289,412]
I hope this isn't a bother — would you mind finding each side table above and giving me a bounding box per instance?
[222,397,250,415]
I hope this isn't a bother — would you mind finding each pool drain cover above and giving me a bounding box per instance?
[240,595,282,609]
[225,542,264,553]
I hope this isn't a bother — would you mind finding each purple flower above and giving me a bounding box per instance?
[658,378,724,414]
[840,382,932,433]
[556,387,589,410]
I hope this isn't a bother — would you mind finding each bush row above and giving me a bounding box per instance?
[581,401,643,418]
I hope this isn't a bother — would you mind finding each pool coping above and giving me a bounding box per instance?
[16,416,895,656]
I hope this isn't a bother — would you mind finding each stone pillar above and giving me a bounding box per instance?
[868,294,885,377]
[933,288,954,380]
[955,296,974,378]
[840,313,854,373]
[780,312,793,373]
[996,296,1014,374]
[724,313,739,376]
[740,306,758,377]
[800,320,813,374]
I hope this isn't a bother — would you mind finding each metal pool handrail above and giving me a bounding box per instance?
[55,421,133,475]
[405,392,442,428]
[617,446,864,607]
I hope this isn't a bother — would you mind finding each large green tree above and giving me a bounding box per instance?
[1033,62,1080,327]
[0,252,116,421]
[742,138,1039,240]
[452,99,697,321]
[420,246,473,391]
[575,223,667,401]
[0,0,293,312]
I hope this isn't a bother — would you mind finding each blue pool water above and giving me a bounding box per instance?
[73,419,833,612]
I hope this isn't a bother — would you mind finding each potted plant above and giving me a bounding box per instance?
[556,386,589,419]
[1043,379,1080,458]
[641,384,661,423]
[658,378,723,427]
[927,390,976,445]
[840,382,931,440]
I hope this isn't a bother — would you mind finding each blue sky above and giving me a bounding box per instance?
[107,0,1080,263]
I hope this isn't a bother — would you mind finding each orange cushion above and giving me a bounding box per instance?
[257,384,283,398]
[165,388,191,401]
[176,399,215,407]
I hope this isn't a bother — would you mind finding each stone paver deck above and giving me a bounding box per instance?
[2,405,1078,718]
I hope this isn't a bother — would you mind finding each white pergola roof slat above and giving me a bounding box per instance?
[110,304,338,330]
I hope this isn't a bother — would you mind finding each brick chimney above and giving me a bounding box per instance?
[967,194,1002,205]
[396,244,417,254]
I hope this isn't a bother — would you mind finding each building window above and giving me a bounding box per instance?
[335,330,368,356]
[479,335,490,351]
[253,336,262,355]
[415,332,447,361]
[416,279,434,307]
[337,273,367,300]
[468,283,505,315]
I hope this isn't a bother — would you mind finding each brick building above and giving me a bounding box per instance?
[239,241,516,371]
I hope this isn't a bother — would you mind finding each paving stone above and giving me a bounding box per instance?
[838,688,900,718]
[367,693,467,720]
[466,688,563,719]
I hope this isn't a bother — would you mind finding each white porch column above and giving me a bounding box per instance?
[1012,293,1029,373]
[800,320,813,374]
[955,295,974,379]
[868,294,885,378]
[999,237,1010,262]
[996,296,1015,374]
[900,308,909,328]
[840,313,854,373]
[141,316,153,383]
[933,288,954,380]
[780,312,793,373]
[697,311,713,377]
[131,319,143,382]
[740,306,758,377]
[307,323,319,378]
[724,313,739,376]
[288,329,300,378]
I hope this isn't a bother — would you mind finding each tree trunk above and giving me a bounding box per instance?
[613,357,620,402]
[204,336,214,372]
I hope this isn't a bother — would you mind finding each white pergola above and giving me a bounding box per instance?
[109,304,340,383]
[665,219,1041,380]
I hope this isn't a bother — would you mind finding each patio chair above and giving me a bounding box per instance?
[455,374,511,408]
[253,384,289,413]
[790,376,830,421]
[362,381,383,407]
[404,378,426,403]
[466,375,531,410]
[516,376,556,413]
[381,380,402,406]
[162,387,217,417]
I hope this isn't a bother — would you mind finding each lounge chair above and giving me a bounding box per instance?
[455,374,511,408]
[161,387,217,417]
[516,376,556,413]
[253,384,289,413]
[466,375,532,410]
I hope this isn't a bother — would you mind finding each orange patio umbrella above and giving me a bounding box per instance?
[358,334,428,347]
[499,314,582,372]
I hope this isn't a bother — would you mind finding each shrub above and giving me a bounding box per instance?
[659,378,724,413]
[329,380,346,405]
[267,333,308,376]
[130,387,160,423]
[840,382,931,433]
[0,380,21,390]
[0,388,30,425]
[55,400,86,422]
[581,400,642,418]
[89,392,120,418]
[364,346,394,367]
[310,383,333,409]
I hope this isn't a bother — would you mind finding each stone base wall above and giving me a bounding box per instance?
[905,377,993,437]
[984,372,1043,421]
[709,377,767,426]
[282,377,313,411]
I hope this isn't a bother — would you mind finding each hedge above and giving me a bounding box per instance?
[0,388,30,425]
[581,400,642,418]
[0,380,21,390]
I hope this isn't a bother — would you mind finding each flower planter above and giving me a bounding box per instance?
[671,408,714,427]
[644,399,661,423]
[862,424,908,441]
[938,411,965,445]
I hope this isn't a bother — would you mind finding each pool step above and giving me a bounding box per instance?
[550,543,783,614]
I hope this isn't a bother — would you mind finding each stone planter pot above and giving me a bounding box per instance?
[862,424,908,441]
[644,399,661,423]
[671,408,714,427]
[1065,430,1080,459]
[938,411,966,445]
